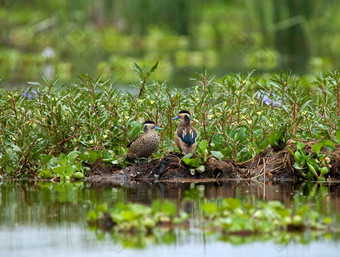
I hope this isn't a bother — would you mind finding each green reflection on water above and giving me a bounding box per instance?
[1,181,340,249]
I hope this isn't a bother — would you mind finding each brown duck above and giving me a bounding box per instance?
[172,110,198,154]
[126,120,162,163]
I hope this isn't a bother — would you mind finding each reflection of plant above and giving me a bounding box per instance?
[87,197,335,248]
[201,198,332,233]
[288,140,335,181]
[87,200,189,234]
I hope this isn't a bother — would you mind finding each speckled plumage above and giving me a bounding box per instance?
[127,120,161,162]
[172,110,198,154]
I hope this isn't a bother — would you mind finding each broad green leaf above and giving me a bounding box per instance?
[67,151,79,163]
[335,130,340,144]
[296,141,306,151]
[182,153,193,159]
[201,202,217,214]
[40,154,53,165]
[182,157,200,168]
[64,165,75,177]
[198,140,208,152]
[121,210,137,221]
[161,201,177,217]
[312,140,335,155]
[78,152,89,162]
[88,150,100,164]
[39,170,53,179]
[53,166,66,175]
[211,151,224,160]
[95,204,107,213]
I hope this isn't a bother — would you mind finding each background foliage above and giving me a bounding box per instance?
[1,0,340,87]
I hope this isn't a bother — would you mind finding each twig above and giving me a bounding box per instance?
[263,158,266,200]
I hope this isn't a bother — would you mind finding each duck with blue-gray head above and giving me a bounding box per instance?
[172,110,198,154]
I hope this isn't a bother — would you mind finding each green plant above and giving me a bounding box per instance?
[1,68,340,179]
[181,140,208,175]
[288,140,335,181]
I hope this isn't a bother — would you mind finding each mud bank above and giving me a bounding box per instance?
[88,141,340,185]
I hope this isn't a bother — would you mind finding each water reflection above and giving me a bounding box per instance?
[1,181,340,226]
[1,181,340,256]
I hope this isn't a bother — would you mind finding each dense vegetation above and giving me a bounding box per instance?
[0,64,339,180]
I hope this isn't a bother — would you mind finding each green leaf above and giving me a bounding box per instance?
[53,166,66,175]
[40,154,53,165]
[312,140,335,156]
[128,121,142,139]
[39,170,53,179]
[201,202,217,214]
[161,201,177,217]
[64,165,75,177]
[149,61,158,74]
[307,162,319,178]
[323,217,333,225]
[95,204,107,213]
[182,153,193,159]
[67,151,79,163]
[318,176,325,182]
[133,62,142,73]
[86,210,98,223]
[294,151,302,163]
[182,157,200,168]
[121,210,137,221]
[296,142,306,151]
[287,146,295,156]
[335,130,340,144]
[88,150,100,164]
[78,152,89,162]
[198,140,208,152]
[268,131,283,147]
[211,151,224,160]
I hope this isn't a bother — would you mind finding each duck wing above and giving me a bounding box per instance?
[177,127,198,147]
[127,134,142,148]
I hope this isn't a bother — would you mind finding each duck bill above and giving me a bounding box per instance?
[171,115,179,120]
[154,125,163,130]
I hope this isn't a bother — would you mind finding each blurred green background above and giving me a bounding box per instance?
[0,0,339,88]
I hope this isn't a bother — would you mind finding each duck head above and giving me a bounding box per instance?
[172,110,191,123]
[143,120,162,132]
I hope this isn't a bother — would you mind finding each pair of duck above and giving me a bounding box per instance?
[127,110,198,163]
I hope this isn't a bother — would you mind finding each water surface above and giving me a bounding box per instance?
[1,181,340,257]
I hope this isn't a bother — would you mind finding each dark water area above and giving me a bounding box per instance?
[1,181,340,256]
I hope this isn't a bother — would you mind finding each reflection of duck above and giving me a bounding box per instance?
[127,120,162,163]
[172,110,198,154]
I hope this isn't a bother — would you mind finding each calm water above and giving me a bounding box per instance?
[1,181,340,257]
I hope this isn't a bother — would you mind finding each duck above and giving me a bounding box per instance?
[126,120,162,163]
[172,110,198,154]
